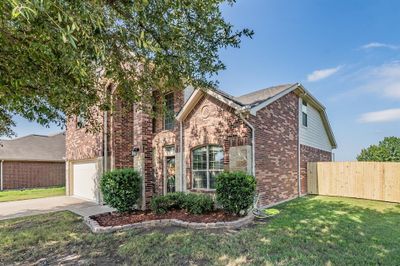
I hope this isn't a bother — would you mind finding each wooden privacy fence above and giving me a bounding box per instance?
[308,162,400,203]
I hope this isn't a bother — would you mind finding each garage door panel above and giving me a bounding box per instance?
[73,162,98,201]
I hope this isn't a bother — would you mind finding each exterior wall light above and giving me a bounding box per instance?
[131,147,140,157]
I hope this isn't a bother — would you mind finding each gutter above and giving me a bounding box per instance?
[297,97,302,197]
[180,121,185,191]
[238,111,256,177]
[0,160,3,191]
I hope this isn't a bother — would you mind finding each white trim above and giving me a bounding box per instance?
[191,145,223,190]
[176,89,204,121]
[176,89,244,122]
[206,90,243,110]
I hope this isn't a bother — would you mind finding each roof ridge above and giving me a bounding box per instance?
[237,83,296,98]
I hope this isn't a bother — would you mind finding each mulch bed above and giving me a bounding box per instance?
[91,209,240,227]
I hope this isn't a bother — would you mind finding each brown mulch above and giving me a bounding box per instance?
[91,209,240,227]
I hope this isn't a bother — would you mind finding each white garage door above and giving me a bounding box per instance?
[73,162,98,201]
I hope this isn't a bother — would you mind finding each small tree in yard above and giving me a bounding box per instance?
[357,137,400,162]
[216,171,256,216]
[100,168,141,212]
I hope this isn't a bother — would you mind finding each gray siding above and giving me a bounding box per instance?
[299,98,332,152]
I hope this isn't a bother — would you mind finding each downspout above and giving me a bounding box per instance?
[0,160,3,191]
[180,121,185,192]
[238,112,256,177]
[297,97,301,197]
[100,110,108,204]
[297,94,307,197]
[103,111,108,173]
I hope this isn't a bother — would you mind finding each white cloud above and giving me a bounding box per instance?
[307,66,342,82]
[358,108,400,123]
[361,42,399,50]
[363,61,400,99]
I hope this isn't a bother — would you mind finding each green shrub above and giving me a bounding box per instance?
[166,192,187,208]
[150,192,214,215]
[150,192,186,214]
[149,195,170,214]
[100,168,141,212]
[216,171,256,216]
[183,193,214,215]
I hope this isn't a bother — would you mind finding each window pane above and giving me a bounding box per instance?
[193,171,207,189]
[193,147,207,170]
[164,93,175,130]
[302,112,308,127]
[209,145,224,170]
[209,171,222,189]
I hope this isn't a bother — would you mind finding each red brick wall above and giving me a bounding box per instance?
[249,92,300,207]
[66,116,103,161]
[183,94,251,189]
[300,144,332,194]
[2,161,65,190]
[111,100,135,168]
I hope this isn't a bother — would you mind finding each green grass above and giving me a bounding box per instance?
[0,196,399,265]
[0,187,65,202]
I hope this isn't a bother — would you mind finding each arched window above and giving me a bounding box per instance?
[192,145,224,190]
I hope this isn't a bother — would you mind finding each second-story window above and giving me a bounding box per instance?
[164,93,174,130]
[302,100,308,127]
[76,113,86,129]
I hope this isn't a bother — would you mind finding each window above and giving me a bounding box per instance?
[192,145,224,189]
[76,114,86,129]
[302,100,308,127]
[164,93,174,130]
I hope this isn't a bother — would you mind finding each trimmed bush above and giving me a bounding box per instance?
[216,171,256,216]
[183,193,214,215]
[150,192,214,215]
[150,192,186,214]
[100,168,141,212]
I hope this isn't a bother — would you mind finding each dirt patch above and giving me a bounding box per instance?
[91,209,240,227]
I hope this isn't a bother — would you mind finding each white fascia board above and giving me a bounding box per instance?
[176,89,244,122]
[206,90,243,111]
[176,89,204,122]
[297,84,337,149]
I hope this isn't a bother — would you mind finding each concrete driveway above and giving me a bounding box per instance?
[0,196,114,221]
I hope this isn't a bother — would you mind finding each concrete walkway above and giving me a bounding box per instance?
[0,196,115,221]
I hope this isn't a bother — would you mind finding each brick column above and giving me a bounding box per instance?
[133,106,154,209]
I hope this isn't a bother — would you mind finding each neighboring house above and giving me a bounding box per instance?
[0,132,66,190]
[66,83,336,208]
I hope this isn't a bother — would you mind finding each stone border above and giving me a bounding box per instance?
[84,213,254,233]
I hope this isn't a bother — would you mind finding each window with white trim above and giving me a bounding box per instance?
[302,100,308,127]
[192,145,224,189]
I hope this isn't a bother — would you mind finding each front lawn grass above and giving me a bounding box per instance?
[1,196,399,265]
[0,187,65,202]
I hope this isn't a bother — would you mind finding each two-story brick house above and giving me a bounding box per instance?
[66,83,336,208]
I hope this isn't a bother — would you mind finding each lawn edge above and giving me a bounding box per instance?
[85,213,254,233]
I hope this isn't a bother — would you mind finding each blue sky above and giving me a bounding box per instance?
[10,0,400,160]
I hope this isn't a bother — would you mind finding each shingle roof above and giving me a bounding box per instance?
[235,83,296,106]
[0,132,65,161]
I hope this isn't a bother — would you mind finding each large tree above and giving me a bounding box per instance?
[357,137,400,162]
[0,0,252,137]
